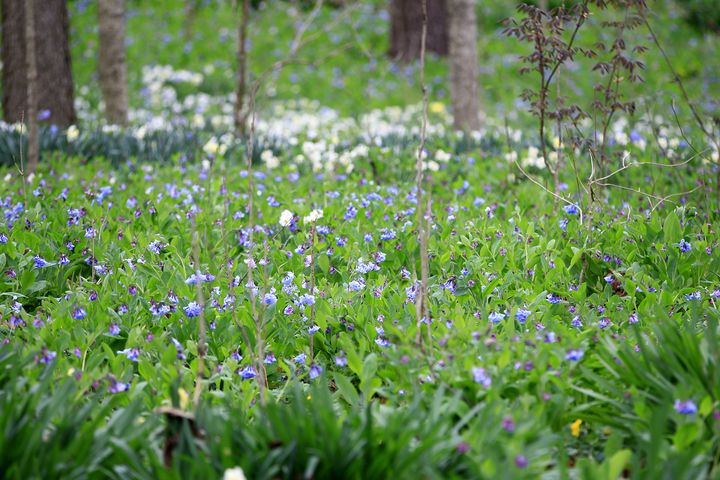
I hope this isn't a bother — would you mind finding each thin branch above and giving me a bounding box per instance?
[190,217,208,409]
[414,0,431,347]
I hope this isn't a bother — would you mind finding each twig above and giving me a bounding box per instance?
[190,217,208,409]
[414,0,431,347]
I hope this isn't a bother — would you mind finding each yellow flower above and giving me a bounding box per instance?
[178,388,189,410]
[570,419,582,437]
[429,102,445,113]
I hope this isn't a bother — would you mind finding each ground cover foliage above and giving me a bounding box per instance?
[1,0,720,478]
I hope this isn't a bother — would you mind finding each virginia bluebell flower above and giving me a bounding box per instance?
[515,309,531,323]
[489,311,505,323]
[239,365,257,379]
[565,349,584,361]
[184,301,202,317]
[34,256,50,268]
[118,348,140,362]
[674,399,697,415]
[472,367,491,387]
[676,239,691,253]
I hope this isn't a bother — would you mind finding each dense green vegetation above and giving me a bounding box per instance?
[1,0,719,478]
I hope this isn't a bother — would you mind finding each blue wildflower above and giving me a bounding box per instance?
[489,311,505,323]
[546,293,562,304]
[34,256,50,268]
[565,349,584,361]
[309,363,323,379]
[264,292,277,305]
[184,301,202,317]
[563,204,579,215]
[674,399,697,415]
[515,309,531,323]
[685,291,701,301]
[472,367,491,388]
[118,348,140,362]
[677,239,691,253]
[239,365,257,379]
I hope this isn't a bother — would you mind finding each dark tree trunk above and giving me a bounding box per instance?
[448,0,480,131]
[98,0,129,125]
[1,0,76,127]
[24,0,39,172]
[389,0,448,61]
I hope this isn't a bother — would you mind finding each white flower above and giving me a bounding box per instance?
[203,137,226,157]
[303,209,323,223]
[66,125,79,142]
[279,209,293,227]
[422,160,439,172]
[191,114,205,128]
[435,149,451,162]
[522,146,545,169]
[223,467,247,480]
[261,149,280,169]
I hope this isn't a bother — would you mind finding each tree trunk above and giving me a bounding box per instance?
[448,0,480,131]
[389,0,448,61]
[1,0,76,127]
[98,0,129,125]
[24,0,39,173]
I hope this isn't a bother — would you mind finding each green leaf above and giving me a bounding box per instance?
[606,449,632,479]
[334,372,359,406]
[673,422,700,450]
[663,212,682,244]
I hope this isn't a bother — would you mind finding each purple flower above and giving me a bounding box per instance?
[171,338,186,360]
[546,293,562,304]
[148,241,165,254]
[263,292,277,305]
[309,363,323,379]
[239,365,257,379]
[335,353,347,367]
[677,239,692,253]
[563,204,579,215]
[118,347,140,362]
[264,352,277,364]
[674,399,697,415]
[108,323,121,335]
[34,256,50,268]
[73,308,87,320]
[515,308,531,323]
[184,301,202,317]
[502,416,516,433]
[566,349,584,361]
[348,279,365,291]
[472,367,491,388]
[294,353,307,364]
[108,379,130,394]
[35,347,57,365]
[299,293,315,306]
[308,325,320,334]
[489,311,505,323]
[685,291,701,301]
